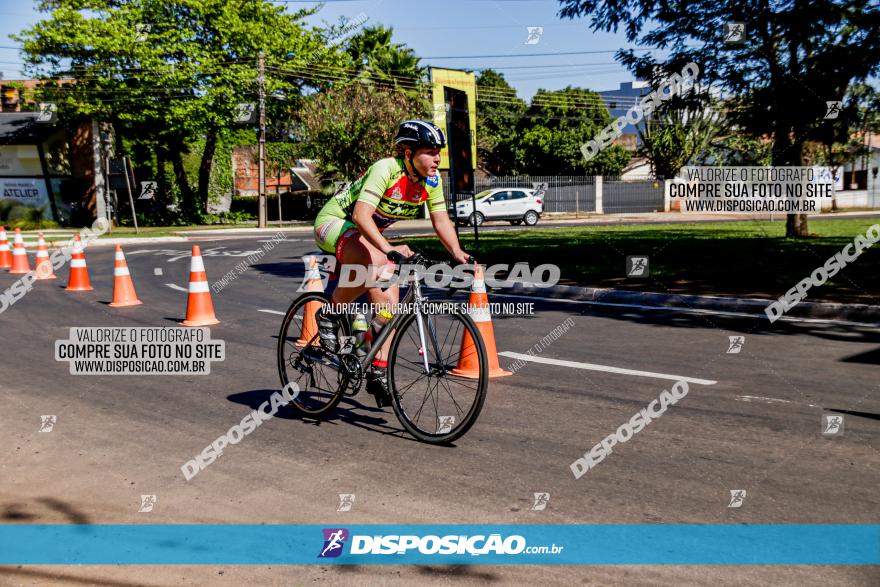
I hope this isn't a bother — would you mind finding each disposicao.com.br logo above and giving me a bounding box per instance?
[318,528,563,559]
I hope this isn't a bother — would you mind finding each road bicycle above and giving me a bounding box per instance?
[277,251,489,444]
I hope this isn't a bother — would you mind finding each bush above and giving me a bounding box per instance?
[199,211,256,225]
[0,201,57,229]
[124,206,192,228]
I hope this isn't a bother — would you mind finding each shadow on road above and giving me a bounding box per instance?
[1,497,91,525]
[227,389,424,444]
[827,408,880,421]
[0,568,161,587]
[510,297,880,348]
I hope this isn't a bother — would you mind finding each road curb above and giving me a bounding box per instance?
[494,282,880,325]
[88,236,191,247]
[35,236,190,248]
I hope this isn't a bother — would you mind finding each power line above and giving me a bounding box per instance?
[422,48,657,59]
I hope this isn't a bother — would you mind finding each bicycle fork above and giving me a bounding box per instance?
[411,277,442,375]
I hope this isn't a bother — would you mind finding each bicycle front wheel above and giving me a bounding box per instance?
[387,306,489,444]
[277,292,350,417]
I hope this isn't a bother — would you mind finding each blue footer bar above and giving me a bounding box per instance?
[1,524,877,565]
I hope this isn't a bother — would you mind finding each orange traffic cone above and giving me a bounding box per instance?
[451,264,512,379]
[182,245,219,326]
[0,226,12,269]
[296,256,324,347]
[109,245,142,307]
[9,228,30,274]
[65,235,93,291]
[34,232,56,280]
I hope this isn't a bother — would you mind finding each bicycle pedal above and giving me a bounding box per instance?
[368,389,391,409]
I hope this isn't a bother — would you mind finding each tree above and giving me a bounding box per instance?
[696,133,773,167]
[16,0,342,220]
[638,96,723,178]
[559,0,880,237]
[515,86,630,175]
[475,69,527,175]
[296,25,429,183]
[345,25,425,91]
[297,82,427,183]
[810,83,880,185]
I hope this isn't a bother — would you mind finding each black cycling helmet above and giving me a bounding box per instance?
[394,119,446,149]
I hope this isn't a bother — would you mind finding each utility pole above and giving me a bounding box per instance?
[257,51,267,228]
[445,101,459,238]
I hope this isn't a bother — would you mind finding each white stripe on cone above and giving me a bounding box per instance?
[190,255,205,272]
[189,281,210,293]
[114,267,130,276]
[71,259,87,268]
[468,304,492,323]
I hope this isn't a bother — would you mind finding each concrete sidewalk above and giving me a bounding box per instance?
[495,281,880,325]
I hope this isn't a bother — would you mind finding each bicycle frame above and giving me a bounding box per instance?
[355,265,439,375]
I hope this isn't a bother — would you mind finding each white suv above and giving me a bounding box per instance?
[448,188,544,227]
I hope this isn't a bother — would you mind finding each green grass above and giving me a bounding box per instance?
[402,218,880,305]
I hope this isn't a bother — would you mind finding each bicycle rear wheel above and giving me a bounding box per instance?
[277,292,351,417]
[387,306,489,444]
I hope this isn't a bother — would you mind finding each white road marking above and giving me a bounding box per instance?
[165,283,187,292]
[488,292,877,327]
[736,395,790,404]
[258,309,285,315]
[736,395,819,407]
[499,351,717,385]
[154,268,163,276]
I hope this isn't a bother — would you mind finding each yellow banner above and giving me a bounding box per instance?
[429,68,477,169]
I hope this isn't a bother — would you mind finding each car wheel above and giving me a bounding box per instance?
[523,211,539,226]
[509,220,522,225]
[469,212,484,227]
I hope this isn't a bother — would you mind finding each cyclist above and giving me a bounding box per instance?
[312,120,473,408]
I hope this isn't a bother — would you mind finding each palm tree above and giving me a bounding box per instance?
[345,26,425,92]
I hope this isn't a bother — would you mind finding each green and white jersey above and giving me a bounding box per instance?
[319,157,446,229]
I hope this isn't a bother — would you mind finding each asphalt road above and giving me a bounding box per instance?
[0,235,877,586]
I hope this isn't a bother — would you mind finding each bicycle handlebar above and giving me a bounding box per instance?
[386,250,475,266]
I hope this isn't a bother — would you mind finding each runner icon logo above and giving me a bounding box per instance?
[726,336,745,354]
[337,494,355,512]
[319,528,349,558]
[728,490,746,508]
[723,22,746,43]
[437,416,455,434]
[626,256,649,277]
[824,101,842,120]
[39,415,57,432]
[525,26,543,45]
[531,493,549,511]
[822,414,844,436]
[138,495,157,513]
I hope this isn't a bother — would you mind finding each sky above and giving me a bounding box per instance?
[0,0,661,101]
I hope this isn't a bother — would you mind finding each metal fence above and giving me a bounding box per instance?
[441,174,596,212]
[440,173,664,214]
[603,176,665,213]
